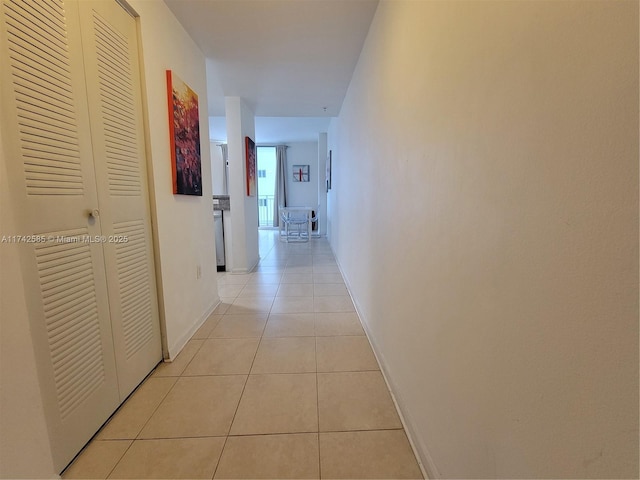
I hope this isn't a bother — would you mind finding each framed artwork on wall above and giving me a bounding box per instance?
[166,70,202,196]
[293,165,310,182]
[326,150,332,191]
[245,136,256,196]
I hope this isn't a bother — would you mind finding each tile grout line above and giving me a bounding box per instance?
[211,280,271,479]
[315,332,322,479]
[163,240,374,476]
[96,364,186,479]
[209,233,277,477]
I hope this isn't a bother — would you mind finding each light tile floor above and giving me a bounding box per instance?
[63,231,423,479]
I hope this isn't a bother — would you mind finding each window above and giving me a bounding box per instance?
[256,147,276,227]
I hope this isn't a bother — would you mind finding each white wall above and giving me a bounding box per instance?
[127,0,219,359]
[226,97,259,273]
[328,1,638,478]
[287,141,319,210]
[210,141,225,195]
[317,133,328,235]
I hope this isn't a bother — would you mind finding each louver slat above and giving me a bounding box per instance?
[93,11,141,197]
[34,229,105,420]
[4,0,84,196]
[113,221,153,359]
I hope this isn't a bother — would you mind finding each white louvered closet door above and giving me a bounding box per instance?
[0,0,120,471]
[77,0,161,400]
[1,0,161,472]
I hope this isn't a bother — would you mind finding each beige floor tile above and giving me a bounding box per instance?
[230,373,318,435]
[286,242,312,249]
[252,258,279,264]
[139,375,245,438]
[312,255,337,265]
[319,430,423,479]
[153,339,204,377]
[221,274,252,285]
[250,268,284,276]
[295,249,312,256]
[264,313,316,337]
[271,296,314,314]
[317,371,402,432]
[287,256,312,262]
[226,297,274,314]
[287,258,313,267]
[246,273,283,285]
[213,298,234,315]
[284,265,313,274]
[183,338,260,375]
[312,265,340,274]
[287,262,313,269]
[287,250,312,255]
[281,273,313,284]
[313,296,355,313]
[97,377,177,440]
[70,234,418,480]
[312,262,337,269]
[109,437,225,479]
[316,336,379,372]
[277,283,314,297]
[192,314,224,339]
[214,433,319,479]
[63,440,131,479]
[251,337,316,374]
[238,283,279,297]
[218,284,244,298]
[313,283,348,296]
[210,314,268,338]
[314,313,365,336]
[313,273,345,284]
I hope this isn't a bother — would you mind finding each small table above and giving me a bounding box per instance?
[279,206,312,242]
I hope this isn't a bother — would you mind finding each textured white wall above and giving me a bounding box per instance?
[127,0,218,359]
[210,141,225,195]
[240,102,259,270]
[318,133,328,235]
[287,142,319,209]
[328,1,638,478]
[226,97,258,273]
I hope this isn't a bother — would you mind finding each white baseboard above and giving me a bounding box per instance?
[230,257,259,275]
[359,315,440,480]
[332,249,439,480]
[165,300,218,360]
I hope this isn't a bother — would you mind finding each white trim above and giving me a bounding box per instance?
[333,249,438,480]
[232,257,260,274]
[165,300,218,360]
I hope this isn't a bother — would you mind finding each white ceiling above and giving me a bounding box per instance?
[209,116,331,144]
[163,0,379,142]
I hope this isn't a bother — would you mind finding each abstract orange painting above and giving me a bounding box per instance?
[167,70,202,196]
[245,136,256,196]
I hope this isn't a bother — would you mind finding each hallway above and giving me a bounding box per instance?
[63,231,423,479]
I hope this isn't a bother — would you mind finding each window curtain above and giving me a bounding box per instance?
[218,144,228,195]
[273,145,288,227]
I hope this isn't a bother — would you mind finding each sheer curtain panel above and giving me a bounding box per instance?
[274,145,288,227]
